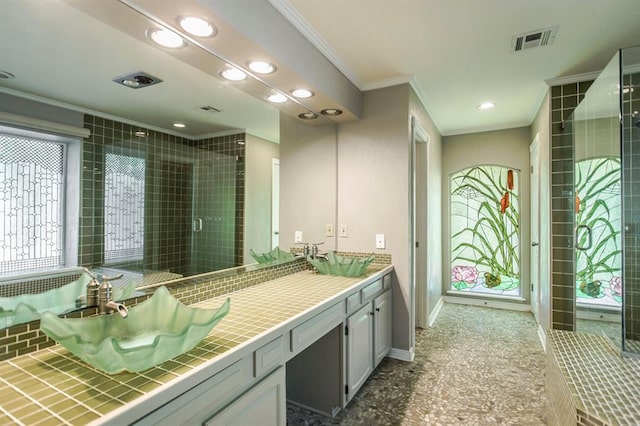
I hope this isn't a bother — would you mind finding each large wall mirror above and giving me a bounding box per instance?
[0,0,339,329]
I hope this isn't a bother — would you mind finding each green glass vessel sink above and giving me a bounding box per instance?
[0,273,136,328]
[250,246,295,264]
[40,286,230,374]
[307,251,375,277]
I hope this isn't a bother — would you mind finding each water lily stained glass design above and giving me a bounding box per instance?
[575,157,621,308]
[450,165,520,296]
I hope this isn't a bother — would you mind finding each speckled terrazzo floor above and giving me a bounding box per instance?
[287,302,547,425]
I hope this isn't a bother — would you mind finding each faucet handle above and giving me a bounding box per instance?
[83,267,98,279]
[100,273,124,284]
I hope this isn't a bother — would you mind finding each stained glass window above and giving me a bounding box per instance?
[450,165,521,296]
[575,157,621,308]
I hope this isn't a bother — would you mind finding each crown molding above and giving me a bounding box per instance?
[268,0,364,89]
[545,70,601,87]
[362,74,413,91]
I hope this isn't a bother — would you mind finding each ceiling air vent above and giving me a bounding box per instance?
[199,106,222,113]
[512,26,558,52]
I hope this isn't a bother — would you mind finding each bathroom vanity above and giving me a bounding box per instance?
[0,265,393,425]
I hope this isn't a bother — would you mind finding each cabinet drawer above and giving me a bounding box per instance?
[136,359,246,425]
[254,336,284,378]
[361,278,383,303]
[291,302,343,353]
[383,273,391,290]
[346,292,361,314]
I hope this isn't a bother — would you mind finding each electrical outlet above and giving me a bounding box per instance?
[376,234,385,249]
[294,230,303,243]
[326,224,334,237]
[339,225,348,238]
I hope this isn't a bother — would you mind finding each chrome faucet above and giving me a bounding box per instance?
[310,242,327,260]
[297,242,310,257]
[97,273,128,317]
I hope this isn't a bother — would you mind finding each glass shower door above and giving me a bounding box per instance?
[573,51,623,347]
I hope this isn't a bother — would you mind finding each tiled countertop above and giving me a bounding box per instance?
[548,330,640,425]
[0,266,392,425]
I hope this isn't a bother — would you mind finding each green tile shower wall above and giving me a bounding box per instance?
[80,115,245,275]
[550,80,593,331]
[623,71,640,342]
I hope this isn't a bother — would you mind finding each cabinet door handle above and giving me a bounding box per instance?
[370,312,374,316]
[375,307,380,312]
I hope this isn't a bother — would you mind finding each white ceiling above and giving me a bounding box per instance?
[278,0,640,135]
[2,0,640,139]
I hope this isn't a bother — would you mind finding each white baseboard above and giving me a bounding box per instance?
[537,324,547,352]
[443,295,531,312]
[388,347,414,362]
[428,296,444,326]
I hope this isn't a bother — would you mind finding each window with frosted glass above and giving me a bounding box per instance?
[450,165,521,296]
[104,152,145,264]
[0,134,64,274]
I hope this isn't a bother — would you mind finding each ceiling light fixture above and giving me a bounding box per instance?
[478,102,496,110]
[173,122,186,128]
[113,72,162,89]
[248,61,276,74]
[148,28,185,48]
[267,93,287,103]
[321,108,343,116]
[291,89,314,99]
[220,67,247,81]
[134,130,148,137]
[178,16,216,37]
[298,112,318,120]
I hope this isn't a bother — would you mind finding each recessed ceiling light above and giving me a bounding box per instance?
[113,72,162,89]
[173,123,186,128]
[178,16,216,37]
[478,102,496,110]
[321,108,343,116]
[291,89,314,99]
[148,28,185,48]
[267,93,287,103]
[220,67,247,81]
[248,61,276,74]
[298,112,318,120]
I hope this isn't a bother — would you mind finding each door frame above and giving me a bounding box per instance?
[530,133,541,324]
[411,117,430,330]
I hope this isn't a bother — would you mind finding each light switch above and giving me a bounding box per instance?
[326,224,334,237]
[339,225,348,238]
[376,234,385,249]
[294,230,303,243]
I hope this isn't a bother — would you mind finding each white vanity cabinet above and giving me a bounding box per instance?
[206,367,286,426]
[102,267,393,426]
[344,273,392,403]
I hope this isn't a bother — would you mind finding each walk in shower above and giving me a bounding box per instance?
[571,45,640,354]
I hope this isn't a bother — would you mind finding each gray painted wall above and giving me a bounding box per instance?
[279,115,338,251]
[337,85,412,352]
